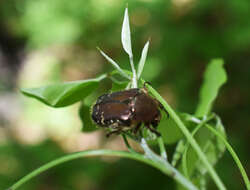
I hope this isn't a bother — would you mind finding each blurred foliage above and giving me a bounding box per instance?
[0,0,250,189]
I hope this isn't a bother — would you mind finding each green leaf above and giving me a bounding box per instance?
[121,7,137,88]
[121,7,133,58]
[158,112,196,145]
[171,114,204,167]
[195,117,226,175]
[158,113,184,144]
[111,81,129,92]
[137,41,149,79]
[195,59,227,117]
[79,102,97,132]
[21,74,106,107]
[98,48,130,79]
[181,115,226,187]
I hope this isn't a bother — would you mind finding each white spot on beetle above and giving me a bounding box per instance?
[121,114,130,120]
[101,113,105,124]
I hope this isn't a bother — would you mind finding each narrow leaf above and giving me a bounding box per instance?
[137,41,149,79]
[195,59,227,117]
[121,7,133,57]
[21,74,106,107]
[98,48,130,79]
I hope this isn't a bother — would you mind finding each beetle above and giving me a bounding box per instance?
[91,84,168,137]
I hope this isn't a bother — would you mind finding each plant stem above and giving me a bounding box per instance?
[6,150,138,190]
[8,149,197,190]
[186,115,249,189]
[129,55,137,88]
[205,124,250,190]
[140,138,198,190]
[157,137,167,160]
[182,115,214,178]
[146,84,227,190]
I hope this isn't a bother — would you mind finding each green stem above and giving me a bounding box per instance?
[8,149,197,190]
[157,137,167,160]
[146,84,226,190]
[171,140,185,167]
[129,55,137,88]
[205,124,250,190]
[182,116,214,178]
[140,138,198,190]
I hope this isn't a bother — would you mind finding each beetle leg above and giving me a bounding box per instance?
[154,99,169,118]
[151,121,159,128]
[106,128,123,137]
[145,124,161,136]
[132,122,142,134]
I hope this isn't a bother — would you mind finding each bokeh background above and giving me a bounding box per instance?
[0,0,249,189]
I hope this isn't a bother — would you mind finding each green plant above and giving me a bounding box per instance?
[8,7,249,190]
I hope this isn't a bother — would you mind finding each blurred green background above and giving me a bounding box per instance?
[0,0,249,189]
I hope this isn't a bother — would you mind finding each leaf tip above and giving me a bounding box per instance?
[123,7,128,20]
[211,58,224,65]
[121,6,133,58]
[20,88,26,94]
[20,87,33,96]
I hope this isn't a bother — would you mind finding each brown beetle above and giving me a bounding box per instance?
[91,85,167,137]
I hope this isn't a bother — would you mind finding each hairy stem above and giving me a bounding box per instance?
[140,138,198,190]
